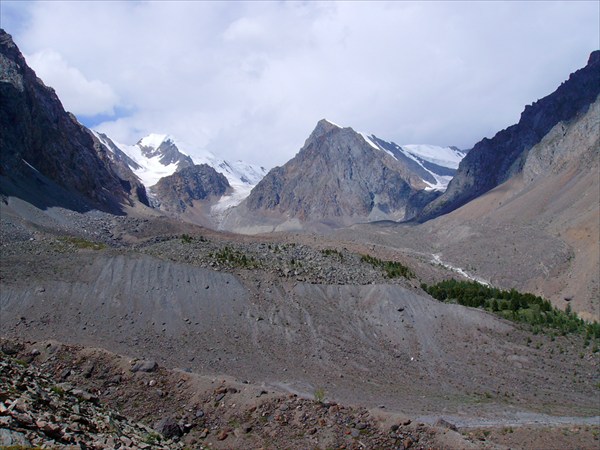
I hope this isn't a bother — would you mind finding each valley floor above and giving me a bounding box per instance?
[1,200,599,449]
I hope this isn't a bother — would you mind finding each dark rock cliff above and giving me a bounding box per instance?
[418,51,600,222]
[0,29,148,213]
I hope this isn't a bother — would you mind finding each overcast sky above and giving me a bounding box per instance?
[2,1,598,168]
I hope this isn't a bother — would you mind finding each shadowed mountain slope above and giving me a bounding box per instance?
[0,29,147,213]
[419,51,600,222]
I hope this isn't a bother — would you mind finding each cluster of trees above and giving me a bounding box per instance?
[422,279,600,340]
[321,248,344,259]
[209,246,260,269]
[360,254,414,279]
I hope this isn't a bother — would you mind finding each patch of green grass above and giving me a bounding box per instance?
[60,236,106,250]
[50,385,65,396]
[313,387,325,403]
[228,418,241,428]
[143,431,162,444]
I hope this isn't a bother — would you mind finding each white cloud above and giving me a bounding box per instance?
[2,1,598,167]
[222,17,265,43]
[25,49,119,117]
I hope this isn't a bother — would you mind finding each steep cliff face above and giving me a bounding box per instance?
[152,164,230,212]
[238,119,439,229]
[0,29,147,212]
[418,51,600,222]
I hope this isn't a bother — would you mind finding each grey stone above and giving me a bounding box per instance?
[154,416,183,439]
[434,418,458,432]
[131,360,157,373]
[0,428,31,447]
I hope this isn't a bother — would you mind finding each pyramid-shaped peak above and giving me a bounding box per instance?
[309,118,344,141]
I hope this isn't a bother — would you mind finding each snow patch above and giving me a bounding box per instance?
[113,139,180,187]
[359,132,381,151]
[402,144,465,169]
[138,133,169,149]
[323,118,341,128]
[431,254,490,286]
[22,159,41,174]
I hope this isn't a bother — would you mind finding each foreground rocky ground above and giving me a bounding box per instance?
[2,339,598,450]
[0,338,472,449]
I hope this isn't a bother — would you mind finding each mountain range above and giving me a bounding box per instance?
[1,28,598,314]
[90,117,466,230]
[1,27,600,449]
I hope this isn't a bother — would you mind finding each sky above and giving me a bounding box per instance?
[1,1,598,168]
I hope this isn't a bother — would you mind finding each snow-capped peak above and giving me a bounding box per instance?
[323,118,341,128]
[138,133,171,149]
[94,130,268,211]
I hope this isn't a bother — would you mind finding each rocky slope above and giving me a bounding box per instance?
[152,164,231,213]
[420,96,600,318]
[0,29,147,214]
[419,50,600,221]
[359,136,467,190]
[223,119,445,233]
[0,339,470,450]
[2,202,599,418]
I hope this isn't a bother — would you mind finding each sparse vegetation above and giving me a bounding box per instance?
[360,254,414,279]
[143,431,162,445]
[209,246,261,268]
[50,385,65,396]
[321,248,344,260]
[422,279,600,339]
[13,358,29,367]
[59,236,106,250]
[313,387,325,403]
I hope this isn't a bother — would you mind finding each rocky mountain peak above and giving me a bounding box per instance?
[224,119,443,231]
[136,134,194,169]
[418,50,600,222]
[0,28,147,212]
[308,118,342,141]
[152,164,230,212]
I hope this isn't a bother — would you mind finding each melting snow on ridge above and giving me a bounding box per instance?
[397,148,454,191]
[211,182,254,219]
[357,131,466,191]
[359,132,381,151]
